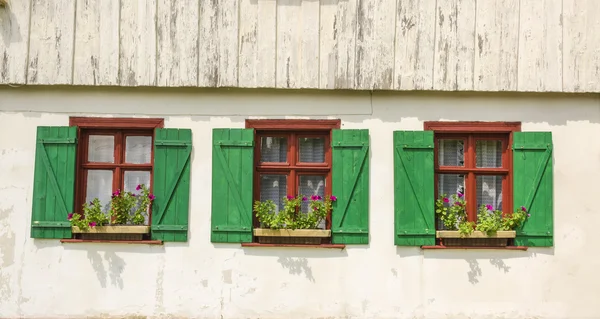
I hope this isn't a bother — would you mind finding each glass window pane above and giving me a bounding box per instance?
[124,171,151,224]
[260,175,287,212]
[476,140,503,168]
[299,175,326,229]
[437,174,465,230]
[438,140,464,166]
[85,170,113,213]
[88,135,114,163]
[476,175,503,211]
[124,171,151,193]
[260,137,287,163]
[125,136,152,164]
[298,137,325,163]
[438,174,465,199]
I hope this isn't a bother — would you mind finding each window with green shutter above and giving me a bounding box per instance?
[395,122,553,248]
[211,120,370,246]
[31,118,192,243]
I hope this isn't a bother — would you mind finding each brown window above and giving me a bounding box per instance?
[70,118,164,222]
[425,122,520,225]
[246,120,340,230]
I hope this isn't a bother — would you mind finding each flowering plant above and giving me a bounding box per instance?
[436,193,531,238]
[68,184,155,229]
[253,195,336,230]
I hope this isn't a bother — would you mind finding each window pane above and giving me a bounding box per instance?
[476,140,503,168]
[125,136,152,164]
[88,135,114,163]
[438,174,465,198]
[260,137,287,163]
[260,175,287,212]
[476,175,503,211]
[299,175,326,229]
[437,174,465,229]
[85,170,113,213]
[124,171,151,193]
[298,137,325,163]
[438,140,464,166]
[124,171,151,224]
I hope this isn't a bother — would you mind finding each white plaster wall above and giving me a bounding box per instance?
[0,87,599,319]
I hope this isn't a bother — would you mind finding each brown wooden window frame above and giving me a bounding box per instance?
[246,120,341,232]
[69,117,164,224]
[424,121,521,223]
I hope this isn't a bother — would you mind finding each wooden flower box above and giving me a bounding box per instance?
[436,230,516,247]
[253,228,331,245]
[72,226,150,241]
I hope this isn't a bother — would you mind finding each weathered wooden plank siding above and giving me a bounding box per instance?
[563,0,600,92]
[238,0,276,88]
[393,0,435,90]
[0,0,598,92]
[27,0,75,85]
[433,0,476,91]
[276,0,319,89]
[517,0,562,92]
[156,0,199,87]
[199,0,238,87]
[355,0,396,90]
[119,0,156,86]
[73,0,119,86]
[474,0,519,91]
[0,0,30,84]
[319,0,358,89]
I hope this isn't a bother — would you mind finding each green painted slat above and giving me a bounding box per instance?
[210,129,254,243]
[513,132,554,247]
[331,129,369,245]
[394,131,435,246]
[151,128,192,242]
[30,126,76,239]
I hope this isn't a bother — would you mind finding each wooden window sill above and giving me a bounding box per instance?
[60,239,163,245]
[241,243,345,249]
[421,245,528,251]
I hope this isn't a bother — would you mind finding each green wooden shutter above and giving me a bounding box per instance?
[331,129,369,244]
[394,131,435,246]
[31,126,77,239]
[151,128,192,242]
[513,132,553,247]
[210,129,254,243]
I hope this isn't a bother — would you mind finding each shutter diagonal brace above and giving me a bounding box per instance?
[38,141,70,218]
[154,146,191,224]
[396,146,432,231]
[214,144,251,228]
[335,145,368,228]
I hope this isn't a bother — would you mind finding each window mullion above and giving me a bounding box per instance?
[115,131,123,192]
[466,136,477,222]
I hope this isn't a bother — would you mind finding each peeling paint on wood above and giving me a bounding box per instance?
[73,0,119,86]
[199,0,238,87]
[563,0,600,93]
[0,0,30,84]
[119,0,156,87]
[157,0,198,87]
[434,0,476,91]
[319,0,358,90]
[394,0,435,90]
[474,0,519,91]
[27,0,75,85]
[276,0,319,89]
[355,0,395,90]
[238,0,276,88]
[518,0,562,92]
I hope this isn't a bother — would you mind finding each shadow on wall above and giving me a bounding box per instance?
[34,240,165,289]
[240,246,350,282]
[395,246,555,285]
